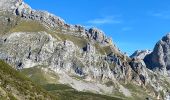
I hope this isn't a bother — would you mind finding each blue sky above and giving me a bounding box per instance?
[24,0,170,55]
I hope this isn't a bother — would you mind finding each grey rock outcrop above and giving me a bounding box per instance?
[3,0,112,46]
[130,50,152,60]
[14,1,66,28]
[129,58,148,85]
[144,33,170,75]
[0,32,117,82]
[88,28,113,45]
[0,0,22,11]
[0,0,170,99]
[0,0,123,84]
[88,28,105,42]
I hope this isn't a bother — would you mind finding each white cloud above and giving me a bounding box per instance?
[149,10,170,19]
[87,16,122,25]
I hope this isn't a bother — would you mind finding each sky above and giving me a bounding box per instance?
[24,0,170,55]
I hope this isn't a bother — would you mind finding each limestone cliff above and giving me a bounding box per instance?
[0,0,170,100]
[144,34,170,75]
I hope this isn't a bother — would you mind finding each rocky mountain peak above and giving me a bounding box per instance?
[144,33,170,75]
[88,28,105,41]
[162,33,170,42]
[88,27,113,46]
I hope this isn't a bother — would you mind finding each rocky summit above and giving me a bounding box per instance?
[0,0,170,100]
[144,33,170,75]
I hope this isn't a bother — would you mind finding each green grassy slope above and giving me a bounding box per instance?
[44,84,123,100]
[0,59,123,100]
[21,67,123,100]
[0,60,57,100]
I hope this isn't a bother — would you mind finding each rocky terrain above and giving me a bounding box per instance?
[144,34,170,75]
[0,0,170,100]
[130,50,152,60]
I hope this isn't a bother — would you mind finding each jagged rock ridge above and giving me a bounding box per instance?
[0,0,170,100]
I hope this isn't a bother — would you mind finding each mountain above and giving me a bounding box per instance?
[144,33,170,75]
[0,0,170,100]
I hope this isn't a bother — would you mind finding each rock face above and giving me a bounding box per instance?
[130,50,152,60]
[144,33,170,75]
[0,0,22,11]
[0,0,170,100]
[0,31,125,83]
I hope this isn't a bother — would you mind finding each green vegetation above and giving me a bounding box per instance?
[102,46,113,55]
[9,19,89,48]
[113,90,126,99]
[94,43,118,55]
[42,84,74,91]
[10,20,46,32]
[163,78,170,88]
[56,33,88,48]
[22,67,123,100]
[42,84,123,100]
[122,83,154,100]
[94,43,107,55]
[0,12,20,35]
[21,66,59,85]
[0,60,57,100]
[105,81,115,87]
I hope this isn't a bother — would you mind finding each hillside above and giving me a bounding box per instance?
[0,60,124,100]
[0,60,57,100]
[0,0,170,100]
